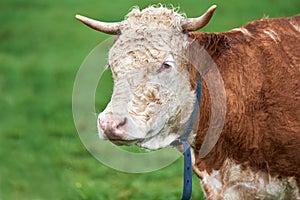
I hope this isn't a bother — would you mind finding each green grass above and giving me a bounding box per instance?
[0,0,299,199]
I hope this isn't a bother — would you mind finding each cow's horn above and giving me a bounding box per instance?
[181,5,217,31]
[75,14,121,35]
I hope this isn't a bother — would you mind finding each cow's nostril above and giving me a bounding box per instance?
[116,118,127,129]
[98,116,127,133]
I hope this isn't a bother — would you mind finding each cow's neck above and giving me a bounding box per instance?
[188,32,229,171]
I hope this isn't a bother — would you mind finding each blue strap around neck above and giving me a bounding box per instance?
[171,76,202,200]
[181,140,192,200]
[180,76,202,142]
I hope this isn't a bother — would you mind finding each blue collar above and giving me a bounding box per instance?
[171,76,202,200]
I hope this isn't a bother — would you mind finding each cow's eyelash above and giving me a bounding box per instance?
[162,61,174,68]
[162,62,172,69]
[157,61,174,73]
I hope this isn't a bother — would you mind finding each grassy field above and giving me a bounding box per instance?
[0,0,299,199]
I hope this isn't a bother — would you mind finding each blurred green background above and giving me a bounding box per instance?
[0,0,298,199]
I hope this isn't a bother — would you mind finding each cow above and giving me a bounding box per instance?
[76,5,300,200]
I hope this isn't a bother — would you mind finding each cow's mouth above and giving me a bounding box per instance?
[106,138,141,146]
[98,111,172,149]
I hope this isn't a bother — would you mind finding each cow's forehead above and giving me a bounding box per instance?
[108,29,189,74]
[107,6,191,75]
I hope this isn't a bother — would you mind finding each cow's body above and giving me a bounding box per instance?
[190,16,300,199]
[77,6,300,199]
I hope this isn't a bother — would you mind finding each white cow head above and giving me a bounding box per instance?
[76,5,216,149]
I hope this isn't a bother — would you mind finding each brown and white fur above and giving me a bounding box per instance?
[190,16,300,199]
[76,5,300,199]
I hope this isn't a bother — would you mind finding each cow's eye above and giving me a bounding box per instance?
[162,62,172,69]
[157,61,174,73]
